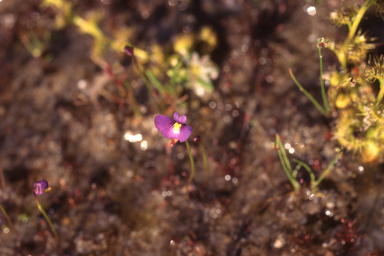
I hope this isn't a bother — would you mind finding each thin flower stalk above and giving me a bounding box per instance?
[34,180,59,242]
[154,112,196,183]
[318,43,331,113]
[34,195,59,242]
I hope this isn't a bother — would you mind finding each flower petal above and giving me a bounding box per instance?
[177,115,187,124]
[124,46,134,57]
[155,115,177,139]
[177,125,193,142]
[173,112,179,121]
[34,179,48,195]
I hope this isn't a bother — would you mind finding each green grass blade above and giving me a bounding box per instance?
[276,134,292,172]
[313,151,342,189]
[289,69,327,116]
[146,70,165,95]
[293,159,315,184]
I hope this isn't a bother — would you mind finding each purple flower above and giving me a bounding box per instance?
[34,180,49,195]
[154,112,192,142]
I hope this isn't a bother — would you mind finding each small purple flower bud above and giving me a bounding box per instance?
[124,46,134,57]
[34,180,49,195]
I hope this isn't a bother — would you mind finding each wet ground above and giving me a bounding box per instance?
[1,0,384,255]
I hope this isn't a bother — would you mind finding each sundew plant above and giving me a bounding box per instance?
[291,0,384,163]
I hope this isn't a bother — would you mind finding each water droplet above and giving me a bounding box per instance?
[307,6,316,16]
[140,140,148,150]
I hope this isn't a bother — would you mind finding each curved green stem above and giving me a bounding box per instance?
[35,195,59,242]
[289,69,327,116]
[185,141,195,184]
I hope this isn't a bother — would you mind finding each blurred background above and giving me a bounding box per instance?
[1,0,384,255]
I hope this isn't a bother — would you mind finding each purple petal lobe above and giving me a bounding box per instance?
[177,125,193,142]
[173,112,179,121]
[177,115,187,124]
[155,115,177,139]
[124,46,134,57]
[34,179,48,195]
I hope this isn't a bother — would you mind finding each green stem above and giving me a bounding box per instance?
[338,1,372,70]
[185,141,195,185]
[318,46,330,112]
[35,195,59,242]
[376,79,384,105]
[289,69,327,116]
[0,203,17,235]
[313,152,342,189]
[200,142,209,179]
[347,2,371,43]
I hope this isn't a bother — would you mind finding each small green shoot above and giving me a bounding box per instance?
[276,134,342,193]
[275,134,300,191]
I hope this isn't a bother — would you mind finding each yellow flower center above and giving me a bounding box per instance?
[173,122,182,134]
